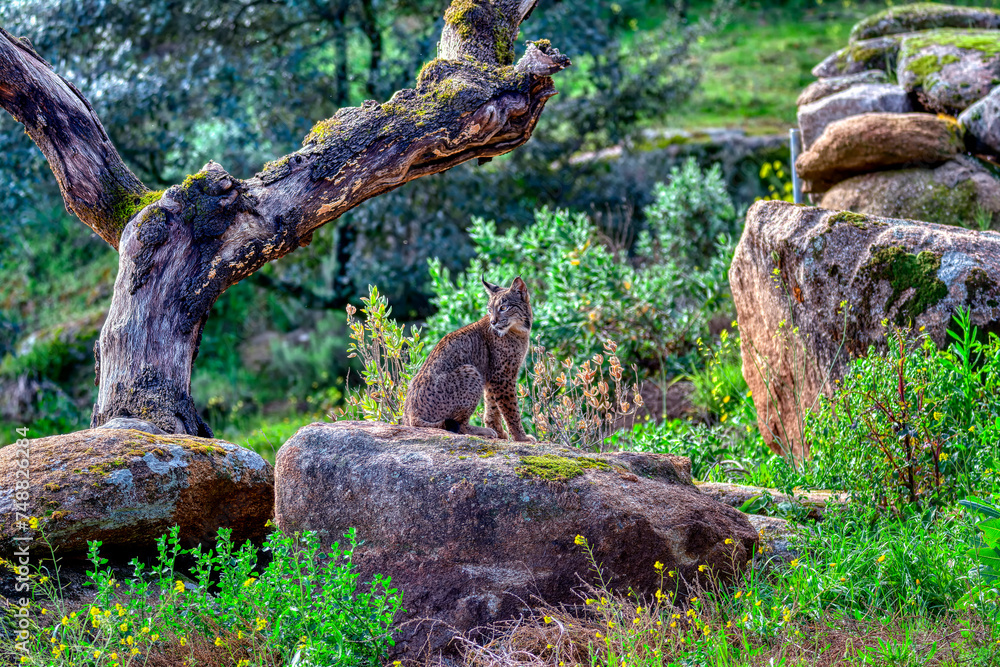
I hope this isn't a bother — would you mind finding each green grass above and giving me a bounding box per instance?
[669,7,856,132]
[216,412,325,464]
[471,508,996,666]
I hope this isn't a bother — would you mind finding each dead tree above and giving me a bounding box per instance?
[0,0,569,436]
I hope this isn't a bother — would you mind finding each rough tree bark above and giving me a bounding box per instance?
[0,0,570,436]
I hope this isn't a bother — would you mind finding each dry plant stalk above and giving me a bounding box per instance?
[522,339,642,450]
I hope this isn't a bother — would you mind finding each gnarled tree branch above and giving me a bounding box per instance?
[0,28,149,249]
[251,41,570,251]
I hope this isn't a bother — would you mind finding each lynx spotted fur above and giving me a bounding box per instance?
[402,276,532,441]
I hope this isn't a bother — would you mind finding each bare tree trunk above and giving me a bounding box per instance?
[0,0,569,435]
[330,0,350,108]
[359,0,383,99]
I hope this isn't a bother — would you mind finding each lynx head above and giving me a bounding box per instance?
[482,276,532,338]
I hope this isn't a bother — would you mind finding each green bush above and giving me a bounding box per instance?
[805,311,1000,508]
[636,159,740,271]
[960,496,1000,613]
[342,285,425,424]
[5,526,401,666]
[425,164,737,380]
[609,418,764,481]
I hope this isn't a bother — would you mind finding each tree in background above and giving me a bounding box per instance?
[0,0,570,435]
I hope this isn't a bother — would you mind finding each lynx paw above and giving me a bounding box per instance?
[462,425,498,438]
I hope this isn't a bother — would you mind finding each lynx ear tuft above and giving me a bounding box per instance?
[482,274,502,294]
[511,276,528,297]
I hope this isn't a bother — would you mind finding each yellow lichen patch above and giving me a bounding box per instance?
[304,118,343,145]
[181,171,208,189]
[87,459,129,476]
[126,431,228,456]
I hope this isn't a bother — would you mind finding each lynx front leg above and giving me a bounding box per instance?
[492,381,530,442]
[483,390,507,439]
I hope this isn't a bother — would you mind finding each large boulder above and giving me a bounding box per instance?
[959,86,1000,156]
[796,70,890,107]
[796,112,963,189]
[819,157,1000,227]
[851,3,1000,42]
[797,83,911,149]
[274,421,758,657]
[898,29,1000,114]
[0,429,273,557]
[730,201,1000,458]
[812,36,901,79]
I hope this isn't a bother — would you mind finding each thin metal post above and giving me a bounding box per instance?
[790,128,804,204]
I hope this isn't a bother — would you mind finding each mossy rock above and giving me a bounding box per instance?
[958,86,1000,156]
[797,84,912,149]
[820,157,1000,227]
[515,454,614,481]
[0,428,273,558]
[898,29,1000,114]
[796,112,963,189]
[731,200,1000,459]
[862,246,949,323]
[812,35,902,79]
[797,70,890,107]
[275,420,753,659]
[851,4,1000,42]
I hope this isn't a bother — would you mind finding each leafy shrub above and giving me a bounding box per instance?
[805,311,1000,508]
[342,285,425,423]
[609,418,786,486]
[688,328,753,426]
[636,159,740,271]
[5,525,401,666]
[425,167,737,379]
[960,496,1000,613]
